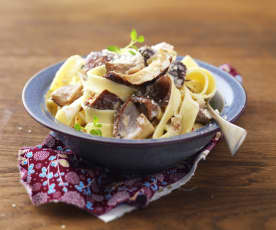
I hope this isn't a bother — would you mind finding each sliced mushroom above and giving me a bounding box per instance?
[85,90,123,110]
[168,61,187,88]
[132,74,171,113]
[105,62,143,75]
[151,75,171,110]
[106,62,133,74]
[131,95,161,121]
[113,99,154,139]
[106,49,172,85]
[151,42,177,58]
[84,50,115,71]
[51,83,83,106]
[113,99,139,138]
[105,50,145,75]
[138,46,155,66]
[104,72,133,86]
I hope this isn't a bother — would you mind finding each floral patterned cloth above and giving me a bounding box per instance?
[19,132,221,216]
[18,64,240,221]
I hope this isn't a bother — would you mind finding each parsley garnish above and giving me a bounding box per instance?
[129,50,136,55]
[107,45,121,53]
[89,116,102,136]
[90,129,102,136]
[92,116,102,128]
[127,29,144,49]
[107,29,145,54]
[74,123,82,131]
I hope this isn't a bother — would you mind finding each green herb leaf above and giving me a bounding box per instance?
[131,45,138,50]
[95,123,102,128]
[90,129,97,135]
[137,35,144,43]
[74,123,81,131]
[90,129,102,136]
[129,50,136,55]
[90,116,102,136]
[97,129,102,136]
[130,29,137,41]
[93,116,99,126]
[108,29,144,56]
[107,45,121,53]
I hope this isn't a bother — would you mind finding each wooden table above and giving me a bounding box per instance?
[1,0,276,229]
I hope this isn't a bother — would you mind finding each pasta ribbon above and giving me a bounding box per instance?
[74,110,86,126]
[199,68,216,99]
[83,107,115,137]
[85,74,135,101]
[181,55,216,101]
[184,67,216,101]
[49,55,84,93]
[46,98,58,116]
[181,55,199,70]
[160,121,181,138]
[87,65,106,76]
[179,86,200,134]
[185,69,209,96]
[55,96,83,127]
[83,107,114,124]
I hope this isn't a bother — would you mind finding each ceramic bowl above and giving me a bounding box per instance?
[22,57,246,173]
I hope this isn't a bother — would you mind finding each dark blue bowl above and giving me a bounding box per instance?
[22,57,247,173]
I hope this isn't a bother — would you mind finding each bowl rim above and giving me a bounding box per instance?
[22,57,247,146]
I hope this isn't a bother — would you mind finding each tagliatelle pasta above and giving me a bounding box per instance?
[179,86,200,134]
[85,74,135,101]
[48,55,84,93]
[55,96,83,127]
[45,34,217,139]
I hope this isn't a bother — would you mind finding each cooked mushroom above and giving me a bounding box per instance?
[138,46,155,66]
[131,95,162,121]
[132,74,171,112]
[151,75,171,110]
[84,50,115,71]
[106,62,134,74]
[105,49,172,85]
[85,90,123,110]
[105,50,144,75]
[113,99,154,139]
[51,83,83,106]
[151,42,177,58]
[168,61,187,88]
[104,72,133,86]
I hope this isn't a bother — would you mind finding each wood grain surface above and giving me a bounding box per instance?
[0,0,276,229]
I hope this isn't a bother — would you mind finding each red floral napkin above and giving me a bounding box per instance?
[18,64,241,222]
